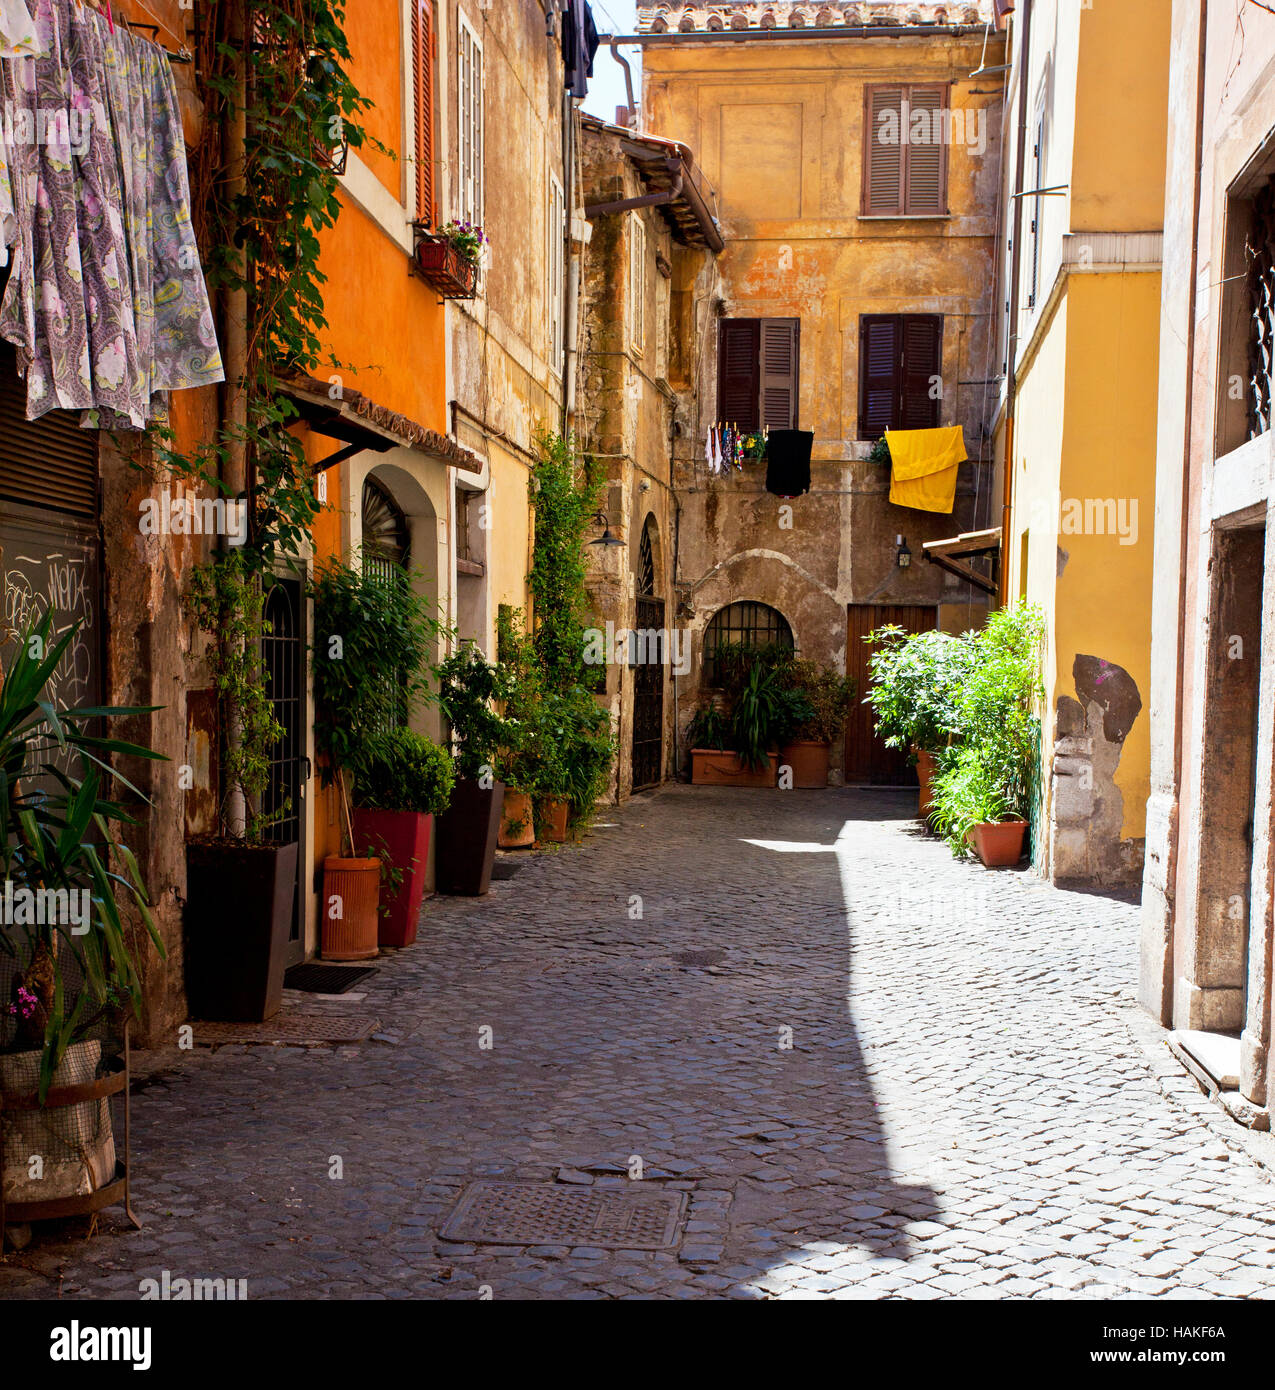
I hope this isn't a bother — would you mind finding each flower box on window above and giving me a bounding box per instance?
[413,234,478,299]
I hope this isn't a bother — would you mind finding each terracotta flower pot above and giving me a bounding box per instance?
[321,856,381,960]
[499,788,535,848]
[351,808,432,949]
[539,796,570,842]
[690,749,779,788]
[968,819,1028,867]
[914,748,938,817]
[779,740,831,789]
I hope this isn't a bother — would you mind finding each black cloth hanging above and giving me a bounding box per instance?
[561,0,599,99]
[765,430,814,497]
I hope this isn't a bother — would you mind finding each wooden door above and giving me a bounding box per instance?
[844,603,938,785]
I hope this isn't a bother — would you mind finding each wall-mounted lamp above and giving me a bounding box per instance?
[588,510,625,548]
[896,535,912,569]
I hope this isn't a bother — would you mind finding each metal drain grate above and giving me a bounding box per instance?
[284,963,376,994]
[439,1181,686,1249]
[190,1013,380,1045]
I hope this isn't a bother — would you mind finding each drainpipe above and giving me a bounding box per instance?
[999,0,1033,607]
[608,38,637,126]
[562,84,577,433]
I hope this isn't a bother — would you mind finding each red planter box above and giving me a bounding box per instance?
[351,808,432,949]
[414,238,478,298]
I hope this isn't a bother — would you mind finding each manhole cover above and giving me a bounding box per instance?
[675,948,726,967]
[440,1181,686,1249]
[190,1013,379,1045]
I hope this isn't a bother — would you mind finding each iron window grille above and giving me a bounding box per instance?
[1247,179,1275,442]
[702,601,794,686]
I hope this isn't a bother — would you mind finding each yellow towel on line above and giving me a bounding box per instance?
[886,425,967,514]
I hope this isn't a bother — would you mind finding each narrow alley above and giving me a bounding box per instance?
[6,788,1272,1302]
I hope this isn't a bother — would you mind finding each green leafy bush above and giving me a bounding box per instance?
[729,661,788,771]
[863,625,979,755]
[777,659,856,743]
[354,729,454,816]
[687,703,731,751]
[436,644,514,783]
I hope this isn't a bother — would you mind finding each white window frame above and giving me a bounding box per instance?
[548,174,566,369]
[457,13,484,230]
[628,214,646,356]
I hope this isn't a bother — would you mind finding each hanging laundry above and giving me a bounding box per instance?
[0,0,41,57]
[885,425,967,513]
[561,0,599,100]
[765,429,813,498]
[0,0,221,427]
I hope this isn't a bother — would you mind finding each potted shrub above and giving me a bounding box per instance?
[536,685,613,841]
[312,558,448,954]
[184,553,298,1021]
[414,219,486,298]
[863,624,978,816]
[776,660,856,789]
[435,644,511,894]
[929,603,1046,867]
[0,612,164,1205]
[351,729,453,949]
[687,660,784,787]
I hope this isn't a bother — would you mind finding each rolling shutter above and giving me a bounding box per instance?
[717,319,761,430]
[760,319,799,429]
[859,316,901,439]
[0,342,97,518]
[413,0,435,222]
[900,316,943,429]
[905,85,947,216]
[864,85,905,216]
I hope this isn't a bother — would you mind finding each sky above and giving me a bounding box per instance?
[582,0,642,125]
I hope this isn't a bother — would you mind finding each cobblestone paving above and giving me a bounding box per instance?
[4,786,1274,1300]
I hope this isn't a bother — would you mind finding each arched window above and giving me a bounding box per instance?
[637,515,657,596]
[702,601,794,685]
[362,475,410,582]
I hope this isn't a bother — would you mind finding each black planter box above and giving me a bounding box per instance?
[434,779,505,895]
[184,840,298,1021]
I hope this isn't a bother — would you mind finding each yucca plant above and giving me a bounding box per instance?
[0,610,165,1100]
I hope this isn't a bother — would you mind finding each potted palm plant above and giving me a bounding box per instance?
[435,644,511,894]
[929,603,1046,867]
[688,656,785,787]
[776,659,856,789]
[184,553,297,1021]
[1,611,164,1209]
[350,729,453,949]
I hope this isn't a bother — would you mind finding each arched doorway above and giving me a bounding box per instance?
[632,515,664,790]
[360,475,413,733]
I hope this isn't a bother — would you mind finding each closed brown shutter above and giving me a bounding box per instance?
[864,85,905,216]
[760,318,799,429]
[864,84,949,216]
[858,314,943,437]
[718,319,761,429]
[859,315,901,439]
[0,343,97,518]
[904,85,947,215]
[900,315,943,429]
[413,0,435,222]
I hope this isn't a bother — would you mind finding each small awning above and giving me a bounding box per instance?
[279,372,483,475]
[922,527,1000,595]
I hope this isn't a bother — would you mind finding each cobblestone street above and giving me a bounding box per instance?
[4,786,1275,1301]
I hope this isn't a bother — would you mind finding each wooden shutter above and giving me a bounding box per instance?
[717,319,761,430]
[900,316,943,429]
[413,1,434,222]
[859,315,901,439]
[864,85,905,216]
[760,319,799,429]
[904,85,947,215]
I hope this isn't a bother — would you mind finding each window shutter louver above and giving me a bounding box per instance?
[0,343,97,516]
[904,85,946,215]
[900,316,943,429]
[413,1,434,222]
[859,316,901,439]
[760,319,799,428]
[865,85,905,216]
[718,319,762,430]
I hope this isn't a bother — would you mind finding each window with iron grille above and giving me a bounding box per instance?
[862,84,950,217]
[1246,179,1275,441]
[702,601,794,686]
